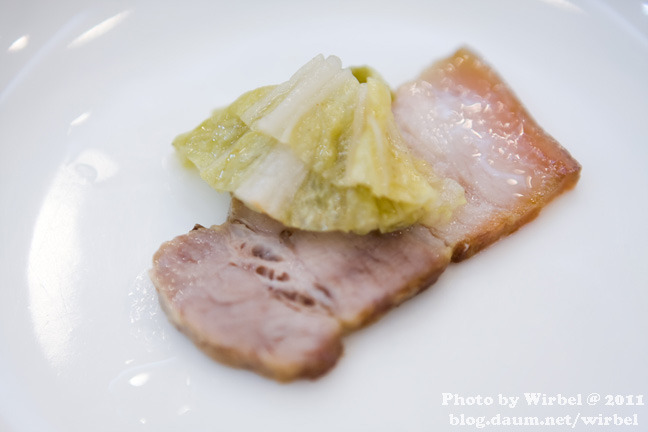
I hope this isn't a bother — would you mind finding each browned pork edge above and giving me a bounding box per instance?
[444,51,581,261]
[395,48,581,261]
[151,200,451,382]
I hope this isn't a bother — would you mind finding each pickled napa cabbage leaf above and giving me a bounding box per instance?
[173,54,464,233]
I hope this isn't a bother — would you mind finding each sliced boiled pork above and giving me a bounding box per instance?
[151,48,581,381]
[394,48,581,261]
[151,199,450,381]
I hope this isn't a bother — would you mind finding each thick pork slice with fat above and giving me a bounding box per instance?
[151,200,450,382]
[393,48,581,261]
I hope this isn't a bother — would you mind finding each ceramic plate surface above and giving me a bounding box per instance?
[1,0,647,431]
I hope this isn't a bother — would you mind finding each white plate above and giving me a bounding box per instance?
[1,0,647,431]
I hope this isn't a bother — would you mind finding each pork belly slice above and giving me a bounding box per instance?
[151,199,451,382]
[393,48,581,261]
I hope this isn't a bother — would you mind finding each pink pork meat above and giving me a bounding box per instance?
[393,48,581,261]
[151,200,450,381]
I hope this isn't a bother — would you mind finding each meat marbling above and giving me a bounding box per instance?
[151,199,450,381]
[150,48,581,381]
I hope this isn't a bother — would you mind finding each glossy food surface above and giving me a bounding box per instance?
[394,48,581,260]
